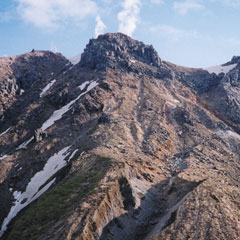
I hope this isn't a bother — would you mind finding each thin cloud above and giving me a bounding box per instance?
[150,24,200,41]
[117,0,141,37]
[210,0,240,6]
[16,0,97,29]
[50,41,58,52]
[95,15,107,37]
[151,0,164,4]
[101,0,112,3]
[173,0,204,15]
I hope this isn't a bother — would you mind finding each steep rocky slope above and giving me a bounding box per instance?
[0,51,68,117]
[0,33,240,240]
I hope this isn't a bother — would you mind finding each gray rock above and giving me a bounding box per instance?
[34,128,47,142]
[79,33,162,70]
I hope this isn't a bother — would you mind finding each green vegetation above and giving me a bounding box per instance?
[7,156,111,240]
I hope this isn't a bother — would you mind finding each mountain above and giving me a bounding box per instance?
[0,33,240,240]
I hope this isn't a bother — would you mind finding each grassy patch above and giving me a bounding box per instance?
[6,156,111,240]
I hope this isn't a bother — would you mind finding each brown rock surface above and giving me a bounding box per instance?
[0,33,239,240]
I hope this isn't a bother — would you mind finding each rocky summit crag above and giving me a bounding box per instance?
[0,33,240,240]
[80,33,162,69]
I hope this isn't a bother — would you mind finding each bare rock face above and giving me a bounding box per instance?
[0,51,69,118]
[226,55,240,65]
[183,61,240,132]
[79,33,162,70]
[0,33,240,240]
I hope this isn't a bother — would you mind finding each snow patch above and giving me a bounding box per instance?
[80,151,85,157]
[16,137,34,150]
[41,80,98,131]
[204,63,237,75]
[40,79,56,97]
[0,127,11,137]
[0,154,10,160]
[68,149,78,161]
[87,81,99,90]
[0,146,71,236]
[130,59,136,63]
[20,89,25,95]
[78,81,90,91]
[0,178,55,237]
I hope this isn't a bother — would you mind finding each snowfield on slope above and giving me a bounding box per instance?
[204,63,237,75]
[40,79,56,97]
[0,146,77,236]
[16,137,34,150]
[0,127,11,137]
[41,80,98,131]
[0,154,11,160]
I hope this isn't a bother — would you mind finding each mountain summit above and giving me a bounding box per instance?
[0,33,240,240]
[80,33,162,69]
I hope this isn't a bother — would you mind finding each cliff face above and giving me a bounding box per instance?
[80,33,162,69]
[0,33,240,240]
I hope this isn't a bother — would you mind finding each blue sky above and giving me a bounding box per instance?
[1,0,240,68]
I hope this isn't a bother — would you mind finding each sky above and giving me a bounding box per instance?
[1,0,240,68]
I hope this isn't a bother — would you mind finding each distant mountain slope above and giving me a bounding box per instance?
[68,54,81,65]
[0,33,239,240]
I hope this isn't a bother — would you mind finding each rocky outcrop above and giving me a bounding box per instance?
[225,55,240,65]
[79,33,162,70]
[34,129,47,142]
[0,51,69,118]
[11,51,68,89]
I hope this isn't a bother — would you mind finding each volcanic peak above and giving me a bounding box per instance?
[79,32,162,70]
